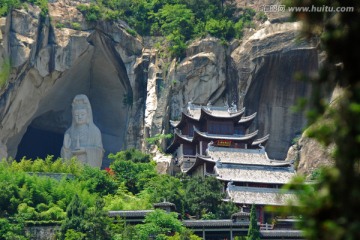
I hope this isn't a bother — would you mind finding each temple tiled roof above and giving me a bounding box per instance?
[194,127,259,141]
[238,112,257,123]
[226,186,296,206]
[166,131,194,153]
[215,164,295,184]
[183,219,249,227]
[251,134,270,146]
[231,210,250,218]
[153,201,176,208]
[108,210,153,218]
[207,146,292,166]
[200,106,245,119]
[170,104,247,128]
[183,155,216,173]
[183,106,246,121]
[260,230,303,238]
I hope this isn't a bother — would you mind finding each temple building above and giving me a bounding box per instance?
[166,102,296,223]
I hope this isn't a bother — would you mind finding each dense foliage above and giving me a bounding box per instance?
[76,0,256,57]
[0,0,48,16]
[0,149,238,238]
[59,196,116,240]
[282,1,360,239]
[0,0,258,57]
[183,176,238,219]
[247,204,260,240]
[109,150,157,194]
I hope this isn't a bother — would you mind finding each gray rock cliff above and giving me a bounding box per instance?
[0,1,319,167]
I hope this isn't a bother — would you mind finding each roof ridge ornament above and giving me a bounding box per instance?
[258,143,265,153]
[289,159,295,172]
[206,101,212,112]
[187,100,193,116]
[216,158,222,167]
[227,180,234,191]
[228,101,238,114]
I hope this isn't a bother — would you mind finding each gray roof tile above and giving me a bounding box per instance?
[215,164,295,184]
[208,146,291,166]
[226,186,296,206]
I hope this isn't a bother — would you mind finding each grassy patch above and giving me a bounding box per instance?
[0,58,11,89]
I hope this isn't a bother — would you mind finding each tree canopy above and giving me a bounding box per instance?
[0,150,238,238]
[0,0,258,57]
[247,204,260,240]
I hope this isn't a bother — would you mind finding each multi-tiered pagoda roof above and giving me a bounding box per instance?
[167,103,269,155]
[167,102,296,222]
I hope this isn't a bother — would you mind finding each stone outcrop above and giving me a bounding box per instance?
[0,1,146,167]
[0,0,321,168]
[230,22,317,159]
[285,86,341,175]
[169,37,227,118]
[286,135,333,176]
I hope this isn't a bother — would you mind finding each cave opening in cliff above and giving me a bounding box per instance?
[12,32,132,166]
[15,126,64,160]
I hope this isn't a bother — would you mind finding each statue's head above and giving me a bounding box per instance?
[71,94,93,126]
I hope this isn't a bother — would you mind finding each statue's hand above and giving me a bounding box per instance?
[64,134,71,148]
[72,147,86,154]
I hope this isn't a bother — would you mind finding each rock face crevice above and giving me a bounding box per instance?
[229,22,317,159]
[0,2,146,164]
[0,1,323,168]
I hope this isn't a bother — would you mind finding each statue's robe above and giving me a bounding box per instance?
[61,123,103,168]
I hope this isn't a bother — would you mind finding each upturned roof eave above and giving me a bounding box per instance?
[238,112,257,124]
[193,127,259,141]
[184,155,216,174]
[200,106,245,121]
[216,176,292,185]
[170,111,199,128]
[251,134,270,146]
[165,132,193,153]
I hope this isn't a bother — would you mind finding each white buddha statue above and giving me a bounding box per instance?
[61,94,104,168]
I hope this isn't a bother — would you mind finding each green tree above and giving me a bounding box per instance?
[143,174,185,214]
[0,181,20,217]
[184,176,232,219]
[59,195,113,240]
[59,194,87,239]
[135,209,183,240]
[153,4,194,39]
[109,148,151,163]
[0,217,27,240]
[77,3,102,22]
[205,18,235,40]
[83,198,113,240]
[282,1,360,239]
[110,150,157,194]
[0,0,21,16]
[247,204,260,240]
[78,166,117,196]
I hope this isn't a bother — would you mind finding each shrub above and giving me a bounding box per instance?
[55,22,65,28]
[70,22,81,30]
[125,28,137,37]
[205,18,235,40]
[0,58,11,89]
[0,0,21,17]
[256,11,268,22]
[77,3,101,22]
